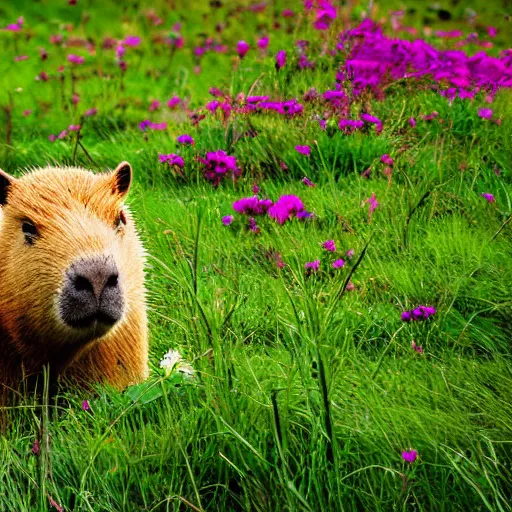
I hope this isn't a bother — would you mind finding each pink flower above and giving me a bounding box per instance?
[159,154,184,168]
[23,109,32,117]
[32,438,40,454]
[487,26,497,38]
[381,154,393,166]
[305,260,320,271]
[122,35,140,47]
[177,134,194,145]
[481,193,495,203]
[409,117,416,128]
[167,96,180,109]
[48,134,57,142]
[149,100,161,112]
[275,50,286,70]
[361,113,383,134]
[345,281,356,291]
[332,259,345,269]
[237,40,250,58]
[401,450,418,463]
[222,215,234,226]
[72,93,80,105]
[365,193,379,219]
[346,248,355,258]
[82,399,90,411]
[322,239,336,252]
[478,108,493,120]
[295,145,311,156]
[411,341,423,354]
[84,107,97,117]
[4,17,24,31]
[68,124,81,131]
[302,176,315,187]
[68,54,84,64]
[14,55,29,62]
[257,36,269,49]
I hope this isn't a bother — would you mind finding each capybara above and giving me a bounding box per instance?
[0,162,148,394]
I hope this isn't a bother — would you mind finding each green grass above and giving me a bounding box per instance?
[1,0,512,510]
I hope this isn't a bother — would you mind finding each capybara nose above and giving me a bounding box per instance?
[59,255,124,330]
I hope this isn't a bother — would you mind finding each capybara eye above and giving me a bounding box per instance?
[22,220,39,244]
[114,210,127,231]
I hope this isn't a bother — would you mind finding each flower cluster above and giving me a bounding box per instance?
[199,150,241,187]
[401,306,436,322]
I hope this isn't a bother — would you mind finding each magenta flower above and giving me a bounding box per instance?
[339,119,364,133]
[305,260,320,271]
[478,108,493,120]
[411,341,423,354]
[302,176,315,187]
[401,450,418,463]
[268,195,305,224]
[115,45,126,58]
[252,184,260,194]
[222,215,234,226]
[84,108,97,117]
[200,150,241,187]
[276,50,287,70]
[401,306,436,322]
[32,438,40,455]
[149,100,161,112]
[488,26,497,38]
[232,196,273,215]
[159,153,185,168]
[313,0,337,30]
[332,259,345,269]
[14,55,29,62]
[282,9,295,17]
[365,193,379,221]
[422,112,439,121]
[295,145,311,156]
[139,120,167,131]
[72,93,80,105]
[361,113,383,134]
[57,130,68,139]
[409,117,416,128]
[249,218,260,233]
[82,399,90,411]
[48,134,57,142]
[167,96,181,109]
[177,134,194,145]
[68,124,81,131]
[23,109,31,117]
[4,17,24,31]
[257,36,269,49]
[345,249,354,259]
[322,240,336,252]
[67,54,84,65]
[237,40,250,58]
[481,193,495,203]
[122,35,140,47]
[381,154,394,166]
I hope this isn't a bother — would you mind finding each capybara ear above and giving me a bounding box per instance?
[0,168,17,206]
[109,161,132,198]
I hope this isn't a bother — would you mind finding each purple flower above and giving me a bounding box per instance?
[365,194,379,221]
[361,113,383,134]
[332,259,345,269]
[249,218,260,233]
[200,150,241,187]
[488,26,497,38]
[409,117,416,128]
[481,193,495,203]
[339,119,364,133]
[478,108,493,120]
[323,240,336,252]
[68,124,81,131]
[411,340,423,354]
[401,450,418,463]
[268,195,305,224]
[296,210,314,220]
[159,153,185,168]
[237,40,250,58]
[305,260,320,271]
[84,108,97,117]
[282,8,295,17]
[381,154,394,166]
[276,50,287,70]
[257,36,269,49]
[177,134,194,145]
[82,399,90,411]
[252,184,260,194]
[32,438,40,455]
[167,96,180,109]
[67,54,84,65]
[140,120,167,131]
[122,35,140,47]
[222,215,234,226]
[302,176,315,187]
[313,0,337,30]
[295,145,311,156]
[149,100,161,112]
[4,17,24,31]
[402,306,436,322]
[232,196,273,215]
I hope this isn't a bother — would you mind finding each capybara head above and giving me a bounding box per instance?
[0,162,146,371]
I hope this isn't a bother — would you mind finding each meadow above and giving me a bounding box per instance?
[1,0,512,510]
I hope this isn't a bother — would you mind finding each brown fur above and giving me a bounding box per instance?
[0,162,148,394]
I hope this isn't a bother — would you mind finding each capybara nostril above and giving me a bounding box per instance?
[60,256,124,330]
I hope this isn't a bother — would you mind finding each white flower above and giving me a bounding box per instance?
[159,349,195,378]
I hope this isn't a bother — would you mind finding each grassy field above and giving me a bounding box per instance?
[1,0,512,510]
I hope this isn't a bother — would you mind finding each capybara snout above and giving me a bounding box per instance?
[59,254,124,332]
